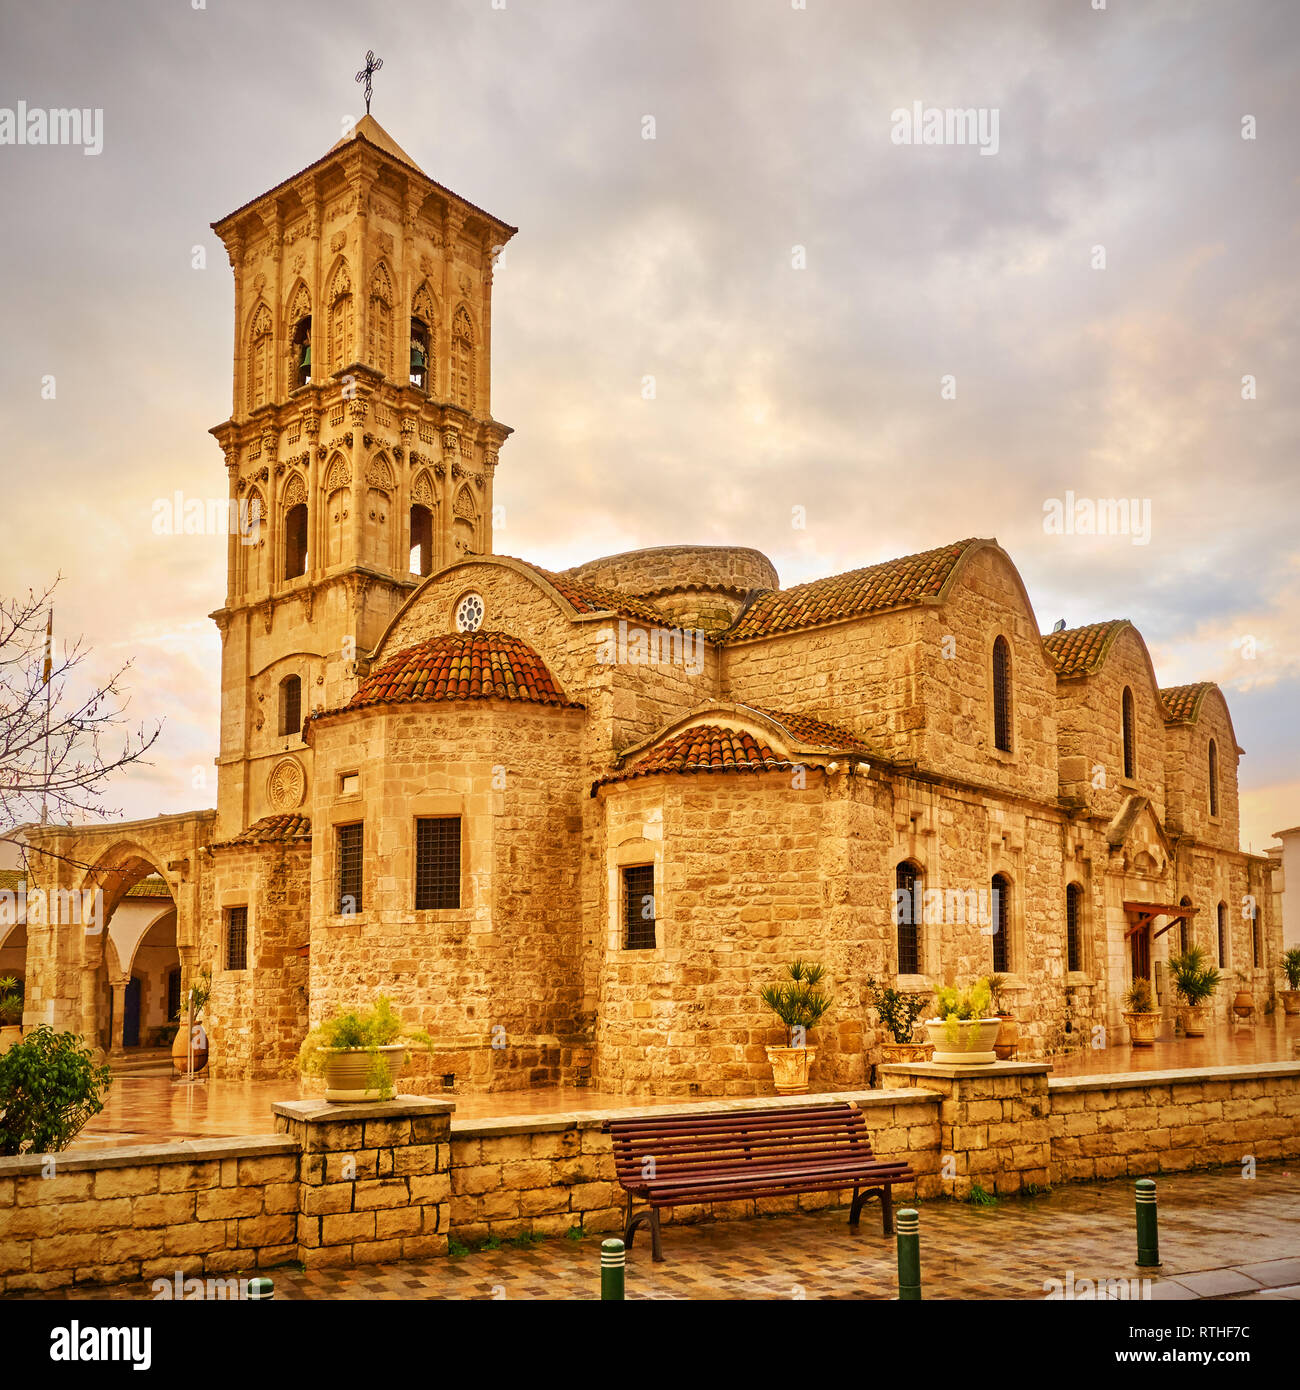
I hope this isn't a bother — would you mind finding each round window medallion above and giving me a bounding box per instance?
[455,592,485,633]
[268,756,306,811]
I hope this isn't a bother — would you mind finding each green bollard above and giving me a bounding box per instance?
[246,1276,274,1301]
[1135,1179,1160,1268]
[896,1207,921,1300]
[601,1238,626,1301]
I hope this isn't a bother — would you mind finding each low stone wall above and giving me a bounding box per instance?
[1048,1063,1300,1181]
[0,1096,453,1293]
[447,1089,943,1242]
[0,1135,300,1294]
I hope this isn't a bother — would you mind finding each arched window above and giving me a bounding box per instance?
[409,317,431,389]
[369,264,394,377]
[242,488,265,594]
[1216,900,1227,967]
[992,636,1012,752]
[1065,882,1083,973]
[247,304,273,410]
[410,503,434,576]
[291,314,312,389]
[284,503,308,580]
[1208,739,1219,817]
[279,674,302,737]
[1122,687,1137,780]
[450,305,476,412]
[1252,898,1262,968]
[894,861,923,975]
[328,262,353,373]
[991,872,1011,973]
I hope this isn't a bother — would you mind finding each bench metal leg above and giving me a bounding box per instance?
[848,1185,894,1235]
[623,1195,666,1262]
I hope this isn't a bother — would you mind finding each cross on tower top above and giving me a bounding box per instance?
[355,50,383,115]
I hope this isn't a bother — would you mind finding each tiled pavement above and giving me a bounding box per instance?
[13,1164,1299,1301]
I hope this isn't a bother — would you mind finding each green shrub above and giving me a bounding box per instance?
[932,979,992,1047]
[864,977,931,1044]
[297,996,434,1099]
[0,1027,112,1156]
[1123,978,1155,1014]
[0,976,22,1026]
[1282,948,1300,991]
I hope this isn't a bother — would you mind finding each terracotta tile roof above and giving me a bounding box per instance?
[725,540,979,641]
[345,632,580,712]
[753,708,872,753]
[504,558,672,627]
[1161,682,1214,723]
[597,725,798,787]
[1041,619,1130,676]
[0,869,172,898]
[212,813,312,850]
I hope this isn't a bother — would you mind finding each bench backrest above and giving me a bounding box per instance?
[602,1103,874,1184]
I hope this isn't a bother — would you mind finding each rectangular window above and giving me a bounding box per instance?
[623,864,656,950]
[1252,904,1262,968]
[415,817,461,910]
[336,823,363,915]
[1066,885,1082,973]
[225,906,248,971]
[991,874,1010,974]
[167,968,182,1021]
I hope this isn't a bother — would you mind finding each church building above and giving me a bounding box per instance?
[15,118,1278,1096]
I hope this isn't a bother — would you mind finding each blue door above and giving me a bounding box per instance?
[123,977,141,1048]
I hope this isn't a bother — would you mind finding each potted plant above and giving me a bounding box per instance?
[924,979,999,1064]
[171,966,211,1078]
[759,959,833,1095]
[1122,977,1158,1046]
[987,972,1019,1060]
[0,976,24,1056]
[864,977,933,1064]
[298,996,434,1102]
[1231,971,1255,1020]
[1167,945,1220,1037]
[1279,949,1300,1016]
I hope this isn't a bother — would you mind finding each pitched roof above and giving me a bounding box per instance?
[212,813,312,851]
[596,725,797,787]
[0,869,171,898]
[754,709,871,753]
[725,539,980,641]
[329,115,424,175]
[343,632,580,712]
[1041,619,1130,677]
[1160,682,1214,723]
[502,558,672,627]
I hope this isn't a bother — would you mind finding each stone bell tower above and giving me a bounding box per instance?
[207,114,516,838]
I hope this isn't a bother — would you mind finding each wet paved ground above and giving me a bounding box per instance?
[13,1165,1299,1301]
[76,1019,1300,1151]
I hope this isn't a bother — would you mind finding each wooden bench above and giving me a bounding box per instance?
[601,1102,915,1262]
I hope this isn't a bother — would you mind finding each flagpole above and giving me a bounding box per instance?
[40,607,53,824]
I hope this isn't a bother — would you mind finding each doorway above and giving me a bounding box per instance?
[123,977,141,1048]
[1130,923,1151,981]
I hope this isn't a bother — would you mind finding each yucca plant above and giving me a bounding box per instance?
[1167,945,1220,1007]
[759,959,833,1046]
[1123,978,1155,1014]
[1282,948,1300,991]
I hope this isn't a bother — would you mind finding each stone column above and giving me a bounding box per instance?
[108,976,128,1055]
[880,1060,1052,1197]
[272,1095,454,1269]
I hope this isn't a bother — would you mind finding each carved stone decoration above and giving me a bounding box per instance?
[379,231,394,256]
[473,473,484,489]
[411,470,435,507]
[434,461,445,478]
[393,446,404,462]
[256,467,269,483]
[235,477,247,495]
[275,463,286,477]
[330,231,346,253]
[282,471,308,508]
[453,485,477,520]
[261,427,278,461]
[363,432,373,448]
[365,457,395,491]
[458,271,473,297]
[323,456,352,492]
[451,461,463,481]
[317,445,328,461]
[348,397,369,426]
[267,756,307,812]
[442,428,459,454]
[253,272,268,296]
[483,450,499,469]
[303,407,321,437]
[223,446,240,473]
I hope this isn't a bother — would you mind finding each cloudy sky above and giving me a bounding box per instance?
[0,0,1296,851]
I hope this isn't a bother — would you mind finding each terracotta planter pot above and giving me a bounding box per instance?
[171,1022,209,1075]
[1124,1011,1158,1046]
[992,1014,1019,1061]
[1181,1004,1209,1038]
[319,1044,409,1102]
[0,1024,22,1056]
[1278,990,1300,1017]
[923,1017,1001,1065]
[1232,990,1255,1019]
[765,1045,816,1095]
[879,1040,934,1065]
